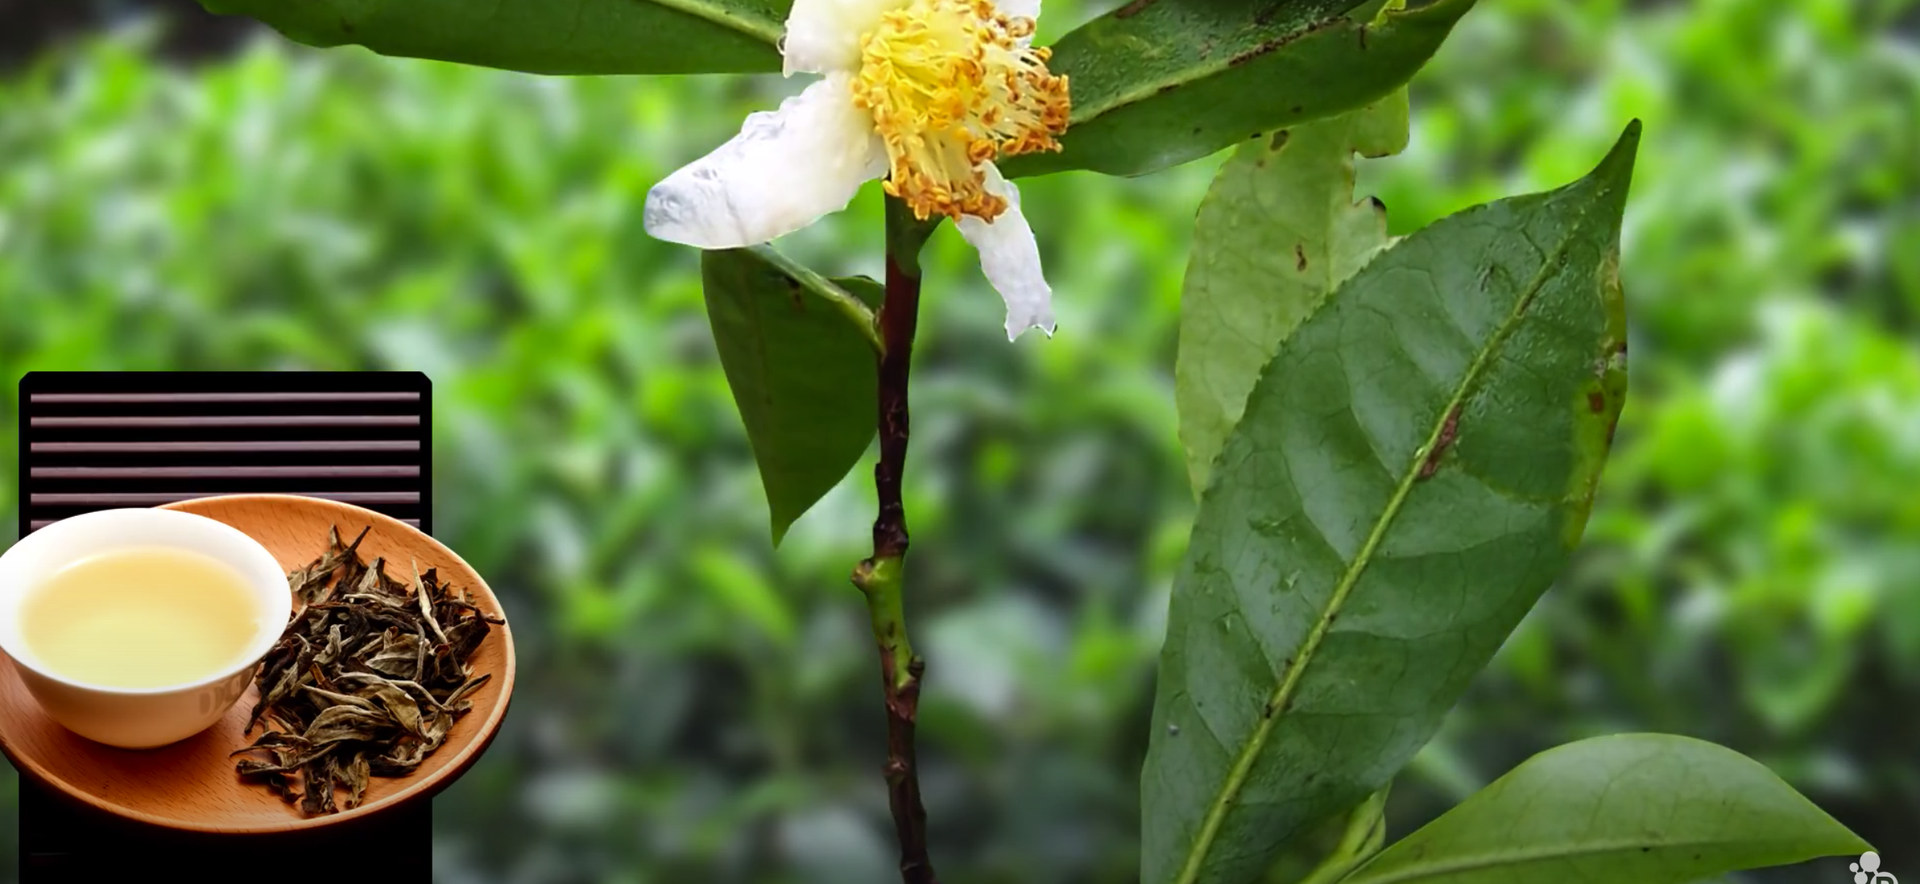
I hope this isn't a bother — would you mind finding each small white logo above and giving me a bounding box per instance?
[1852,852,1896,884]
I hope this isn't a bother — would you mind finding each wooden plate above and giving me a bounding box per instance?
[0,494,515,833]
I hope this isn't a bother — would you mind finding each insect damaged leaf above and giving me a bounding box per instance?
[1142,123,1641,884]
[1177,91,1409,497]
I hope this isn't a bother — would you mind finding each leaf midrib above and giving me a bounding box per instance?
[643,0,784,46]
[1170,221,1584,884]
[1071,0,1446,127]
[1342,835,1805,884]
[1068,11,1356,125]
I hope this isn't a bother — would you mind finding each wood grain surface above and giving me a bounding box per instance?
[0,494,514,834]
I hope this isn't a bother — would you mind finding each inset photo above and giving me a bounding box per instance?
[5,373,500,876]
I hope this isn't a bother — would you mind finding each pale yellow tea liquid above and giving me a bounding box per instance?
[21,546,266,689]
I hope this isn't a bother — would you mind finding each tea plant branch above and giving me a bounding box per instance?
[850,196,941,884]
[747,243,883,353]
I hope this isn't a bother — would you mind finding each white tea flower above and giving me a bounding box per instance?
[643,0,1071,340]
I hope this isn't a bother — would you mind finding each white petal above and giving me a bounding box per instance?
[782,0,902,75]
[644,74,885,249]
[996,0,1041,26]
[955,163,1055,341]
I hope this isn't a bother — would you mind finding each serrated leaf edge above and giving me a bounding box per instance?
[1171,132,1637,884]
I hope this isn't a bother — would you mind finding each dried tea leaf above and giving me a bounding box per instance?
[301,685,379,712]
[300,757,336,815]
[355,679,427,738]
[443,673,491,711]
[412,622,431,676]
[247,634,312,734]
[234,524,501,815]
[342,675,453,715]
[295,525,370,605]
[303,704,391,745]
[342,753,371,809]
[235,757,286,776]
[412,560,450,646]
[230,731,311,758]
[367,634,425,678]
[369,754,422,777]
[314,624,349,667]
[241,766,301,805]
[443,618,489,664]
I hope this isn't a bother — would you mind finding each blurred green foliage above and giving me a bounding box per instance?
[1,0,1916,882]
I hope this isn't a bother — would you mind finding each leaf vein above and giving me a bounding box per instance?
[1348,837,1784,884]
[642,0,784,45]
[1171,219,1589,884]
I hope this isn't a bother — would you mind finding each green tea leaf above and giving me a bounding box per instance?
[1177,93,1408,499]
[1266,786,1390,884]
[198,0,784,75]
[1002,0,1473,180]
[702,249,878,545]
[1341,734,1871,884]
[1142,122,1642,884]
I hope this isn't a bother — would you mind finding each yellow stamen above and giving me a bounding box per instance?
[851,0,1070,222]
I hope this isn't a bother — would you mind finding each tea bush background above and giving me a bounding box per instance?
[1,1,1917,882]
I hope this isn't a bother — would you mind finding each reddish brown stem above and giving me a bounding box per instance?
[849,244,938,884]
[873,253,918,561]
[880,653,934,884]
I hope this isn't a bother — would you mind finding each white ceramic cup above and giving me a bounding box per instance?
[0,508,291,749]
